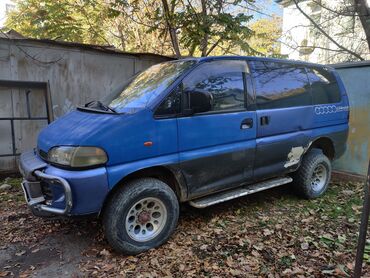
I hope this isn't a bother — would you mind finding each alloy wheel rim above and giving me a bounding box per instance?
[125,197,167,242]
[310,164,327,192]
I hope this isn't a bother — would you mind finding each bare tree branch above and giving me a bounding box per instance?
[292,0,365,60]
[162,0,181,58]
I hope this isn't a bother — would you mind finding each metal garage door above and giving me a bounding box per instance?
[0,80,52,173]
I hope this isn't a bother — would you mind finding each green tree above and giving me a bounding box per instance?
[5,0,281,58]
[105,1,174,54]
[113,0,256,57]
[5,0,111,45]
[248,16,283,57]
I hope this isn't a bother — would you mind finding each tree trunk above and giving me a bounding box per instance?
[200,0,208,57]
[117,23,126,51]
[188,43,196,57]
[354,0,370,52]
[161,0,181,58]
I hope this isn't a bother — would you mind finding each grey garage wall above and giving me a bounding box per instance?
[0,38,171,118]
[0,38,172,172]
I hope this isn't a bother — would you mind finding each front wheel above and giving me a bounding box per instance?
[293,148,332,199]
[103,178,179,255]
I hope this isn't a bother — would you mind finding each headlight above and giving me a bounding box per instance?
[47,146,108,167]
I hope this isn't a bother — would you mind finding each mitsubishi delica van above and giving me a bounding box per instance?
[19,56,349,254]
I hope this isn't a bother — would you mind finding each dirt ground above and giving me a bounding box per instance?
[0,177,369,277]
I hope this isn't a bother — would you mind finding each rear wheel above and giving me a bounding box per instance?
[293,148,332,199]
[103,178,179,255]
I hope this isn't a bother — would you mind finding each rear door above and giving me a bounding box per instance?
[177,60,256,199]
[306,67,349,127]
[250,61,314,179]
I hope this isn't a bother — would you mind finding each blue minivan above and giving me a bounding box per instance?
[19,56,349,254]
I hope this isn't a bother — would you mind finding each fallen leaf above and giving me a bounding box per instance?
[15,250,26,256]
[99,249,111,257]
[301,242,309,250]
[263,229,274,236]
[200,244,208,250]
[230,269,241,276]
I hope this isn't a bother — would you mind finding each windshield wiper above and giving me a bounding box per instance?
[84,100,117,113]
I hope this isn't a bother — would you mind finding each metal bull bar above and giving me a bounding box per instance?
[21,170,73,215]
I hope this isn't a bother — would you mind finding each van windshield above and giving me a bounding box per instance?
[102,60,196,113]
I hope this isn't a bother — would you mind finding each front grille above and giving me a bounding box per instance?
[41,181,53,201]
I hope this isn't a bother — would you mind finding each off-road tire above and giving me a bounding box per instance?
[103,178,179,255]
[293,148,332,199]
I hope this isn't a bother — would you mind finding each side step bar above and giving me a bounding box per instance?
[189,176,293,208]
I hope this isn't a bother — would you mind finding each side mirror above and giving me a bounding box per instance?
[189,90,213,114]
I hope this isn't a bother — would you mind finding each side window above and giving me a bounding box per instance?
[183,60,247,113]
[251,61,311,110]
[307,67,341,104]
[154,86,181,117]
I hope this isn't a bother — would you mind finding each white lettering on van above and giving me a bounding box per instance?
[314,105,349,115]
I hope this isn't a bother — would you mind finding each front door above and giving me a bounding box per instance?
[177,60,256,199]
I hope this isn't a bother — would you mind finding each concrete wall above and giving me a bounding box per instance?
[333,64,370,176]
[0,38,171,172]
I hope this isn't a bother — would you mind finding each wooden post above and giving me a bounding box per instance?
[354,161,370,277]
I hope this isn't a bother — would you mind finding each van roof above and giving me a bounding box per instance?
[182,56,330,69]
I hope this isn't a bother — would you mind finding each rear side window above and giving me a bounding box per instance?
[251,61,311,110]
[307,67,341,104]
[183,60,247,113]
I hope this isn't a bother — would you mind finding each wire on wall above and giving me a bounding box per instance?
[0,29,64,66]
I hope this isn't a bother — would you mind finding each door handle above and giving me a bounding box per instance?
[260,116,270,126]
[241,118,253,129]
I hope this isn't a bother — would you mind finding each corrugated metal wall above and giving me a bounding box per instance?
[0,39,171,172]
[333,63,370,176]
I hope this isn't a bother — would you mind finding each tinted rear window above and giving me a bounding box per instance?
[306,67,341,104]
[251,61,311,110]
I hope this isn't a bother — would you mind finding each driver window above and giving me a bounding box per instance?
[154,86,181,117]
[182,60,247,113]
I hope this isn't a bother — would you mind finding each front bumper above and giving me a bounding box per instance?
[19,150,109,216]
[21,170,73,215]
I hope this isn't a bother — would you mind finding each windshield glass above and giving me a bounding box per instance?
[102,60,196,113]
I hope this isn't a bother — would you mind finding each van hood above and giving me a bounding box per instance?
[37,108,159,167]
[37,109,132,153]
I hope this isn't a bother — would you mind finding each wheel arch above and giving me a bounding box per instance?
[100,166,187,216]
[309,137,335,160]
